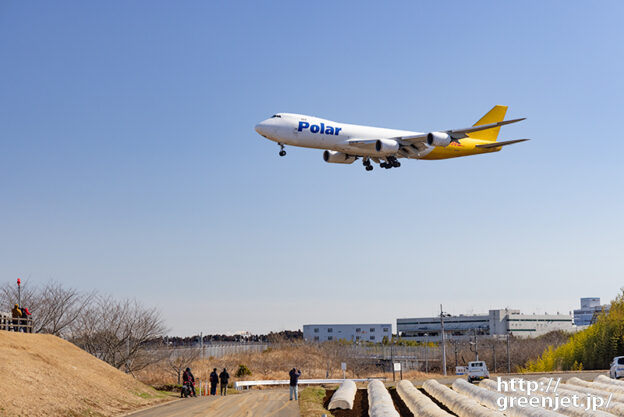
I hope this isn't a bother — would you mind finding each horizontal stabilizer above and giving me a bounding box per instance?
[475,139,530,149]
[396,118,526,143]
[450,118,525,137]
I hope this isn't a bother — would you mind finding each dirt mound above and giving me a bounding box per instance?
[0,332,172,417]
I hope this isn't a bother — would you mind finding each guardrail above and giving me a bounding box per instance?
[234,377,386,390]
[0,315,34,333]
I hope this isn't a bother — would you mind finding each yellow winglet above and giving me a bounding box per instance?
[467,105,508,142]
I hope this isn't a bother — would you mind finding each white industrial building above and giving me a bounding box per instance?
[573,297,610,326]
[303,324,392,343]
[397,309,575,341]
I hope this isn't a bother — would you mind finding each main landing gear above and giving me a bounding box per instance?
[278,143,286,157]
[363,158,373,171]
[380,156,401,169]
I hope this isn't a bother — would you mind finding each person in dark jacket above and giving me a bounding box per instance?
[219,368,230,396]
[289,368,302,400]
[209,368,219,395]
[21,307,32,333]
[182,367,196,397]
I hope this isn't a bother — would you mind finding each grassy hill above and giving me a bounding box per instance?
[0,332,172,417]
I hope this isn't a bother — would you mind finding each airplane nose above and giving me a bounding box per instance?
[255,120,273,137]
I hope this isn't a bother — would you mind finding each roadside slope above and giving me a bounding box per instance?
[0,332,171,417]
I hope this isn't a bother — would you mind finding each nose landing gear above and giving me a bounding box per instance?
[278,143,286,157]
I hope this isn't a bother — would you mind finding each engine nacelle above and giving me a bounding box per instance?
[427,131,451,147]
[375,139,400,154]
[323,150,357,164]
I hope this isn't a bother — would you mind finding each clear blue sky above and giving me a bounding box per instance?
[1,1,623,336]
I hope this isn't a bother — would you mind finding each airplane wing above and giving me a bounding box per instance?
[475,139,530,148]
[394,118,526,143]
[346,139,377,148]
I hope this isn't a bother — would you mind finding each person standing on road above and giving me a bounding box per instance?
[219,368,230,396]
[210,368,219,395]
[289,368,302,401]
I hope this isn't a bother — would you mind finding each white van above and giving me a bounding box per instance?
[467,361,489,383]
[610,356,624,379]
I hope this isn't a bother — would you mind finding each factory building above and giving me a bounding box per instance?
[573,297,610,326]
[303,324,392,343]
[397,309,575,342]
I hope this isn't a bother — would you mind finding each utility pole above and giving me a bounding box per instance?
[507,333,511,373]
[424,333,429,373]
[470,328,479,361]
[200,332,204,359]
[492,343,496,373]
[391,336,395,381]
[440,304,447,376]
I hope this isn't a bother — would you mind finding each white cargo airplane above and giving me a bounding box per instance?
[254,105,528,171]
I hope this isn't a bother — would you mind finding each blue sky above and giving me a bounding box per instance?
[1,1,623,335]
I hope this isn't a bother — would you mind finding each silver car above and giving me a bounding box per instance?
[610,356,624,379]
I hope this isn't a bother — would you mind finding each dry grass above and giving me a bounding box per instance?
[136,342,440,387]
[299,386,333,417]
[0,332,173,417]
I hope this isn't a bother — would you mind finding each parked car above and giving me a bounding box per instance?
[467,361,490,383]
[610,356,624,379]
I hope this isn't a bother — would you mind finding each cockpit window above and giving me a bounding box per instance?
[271,114,281,118]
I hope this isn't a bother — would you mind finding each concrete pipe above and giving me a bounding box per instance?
[422,379,505,417]
[368,380,399,417]
[328,380,357,410]
[396,380,452,417]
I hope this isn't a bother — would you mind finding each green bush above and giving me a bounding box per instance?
[236,364,252,377]
[523,291,624,371]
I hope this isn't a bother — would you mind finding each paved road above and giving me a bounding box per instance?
[125,389,300,417]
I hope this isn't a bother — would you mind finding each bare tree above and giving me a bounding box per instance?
[0,279,37,312]
[33,281,94,336]
[70,296,167,373]
[0,280,93,336]
[166,345,201,384]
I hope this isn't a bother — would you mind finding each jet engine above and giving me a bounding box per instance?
[323,150,357,164]
[426,132,451,147]
[375,139,400,154]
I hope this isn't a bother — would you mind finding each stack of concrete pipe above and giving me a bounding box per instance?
[422,379,505,417]
[328,380,357,410]
[396,380,452,417]
[595,375,624,390]
[568,376,624,396]
[538,377,624,402]
[534,377,624,415]
[452,379,565,417]
[480,378,614,417]
[367,380,399,417]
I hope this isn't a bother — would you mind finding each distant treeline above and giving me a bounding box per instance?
[149,330,303,346]
[523,291,620,371]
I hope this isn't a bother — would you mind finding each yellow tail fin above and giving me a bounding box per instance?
[467,105,508,142]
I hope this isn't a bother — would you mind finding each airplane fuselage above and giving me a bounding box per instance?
[255,113,501,161]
